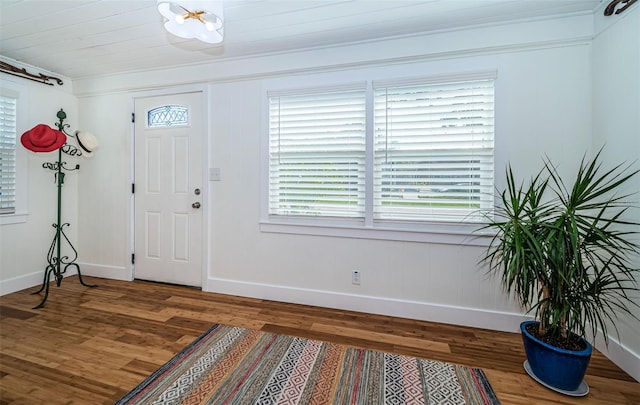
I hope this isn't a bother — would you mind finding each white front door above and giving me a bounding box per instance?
[134,92,203,287]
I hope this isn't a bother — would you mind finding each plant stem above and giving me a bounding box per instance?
[539,284,549,335]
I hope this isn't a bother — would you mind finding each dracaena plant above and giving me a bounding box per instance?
[481,150,639,345]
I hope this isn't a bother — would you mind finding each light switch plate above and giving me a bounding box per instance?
[209,167,221,181]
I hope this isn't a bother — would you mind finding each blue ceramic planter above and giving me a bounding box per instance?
[520,320,592,393]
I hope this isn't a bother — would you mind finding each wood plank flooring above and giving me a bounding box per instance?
[0,276,638,404]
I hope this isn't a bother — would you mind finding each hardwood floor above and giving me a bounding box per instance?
[0,276,637,404]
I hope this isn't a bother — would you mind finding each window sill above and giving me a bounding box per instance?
[259,219,493,246]
[0,212,28,225]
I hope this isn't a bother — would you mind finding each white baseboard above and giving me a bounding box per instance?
[80,262,132,281]
[594,334,640,383]
[0,271,46,296]
[0,267,78,296]
[205,277,529,333]
[0,263,130,296]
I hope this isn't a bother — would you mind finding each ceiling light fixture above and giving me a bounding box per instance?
[157,1,224,44]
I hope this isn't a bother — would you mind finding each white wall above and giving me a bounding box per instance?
[74,15,595,333]
[592,5,640,381]
[204,43,592,330]
[0,68,78,294]
[73,93,133,281]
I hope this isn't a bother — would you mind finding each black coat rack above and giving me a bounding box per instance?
[32,109,97,309]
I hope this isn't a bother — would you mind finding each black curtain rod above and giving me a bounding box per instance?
[604,0,637,16]
[0,61,63,86]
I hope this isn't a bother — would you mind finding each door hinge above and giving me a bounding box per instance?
[131,253,135,264]
[132,183,135,194]
[131,112,135,123]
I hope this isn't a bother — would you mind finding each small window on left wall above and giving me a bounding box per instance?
[0,94,17,215]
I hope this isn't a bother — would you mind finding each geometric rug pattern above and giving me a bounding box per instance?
[115,324,500,404]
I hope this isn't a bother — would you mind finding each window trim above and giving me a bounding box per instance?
[0,85,28,225]
[259,219,493,246]
[260,71,497,246]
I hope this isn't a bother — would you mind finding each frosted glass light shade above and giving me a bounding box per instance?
[157,0,224,44]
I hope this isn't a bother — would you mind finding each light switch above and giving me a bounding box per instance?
[209,167,221,181]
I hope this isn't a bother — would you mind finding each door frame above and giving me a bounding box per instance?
[127,84,210,286]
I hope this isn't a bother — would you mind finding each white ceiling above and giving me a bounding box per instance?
[0,0,603,80]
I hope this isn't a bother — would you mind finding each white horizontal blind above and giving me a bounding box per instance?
[373,78,494,222]
[269,87,366,218]
[0,95,17,215]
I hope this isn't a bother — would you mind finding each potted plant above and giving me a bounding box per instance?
[480,149,639,396]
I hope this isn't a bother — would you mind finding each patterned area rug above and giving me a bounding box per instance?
[116,324,500,404]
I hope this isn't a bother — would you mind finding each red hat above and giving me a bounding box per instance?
[20,124,67,152]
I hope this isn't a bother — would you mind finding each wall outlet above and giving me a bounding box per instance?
[351,270,360,285]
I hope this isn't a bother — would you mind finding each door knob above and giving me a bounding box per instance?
[192,202,201,209]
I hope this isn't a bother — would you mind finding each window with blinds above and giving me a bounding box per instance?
[266,74,495,228]
[268,86,366,218]
[0,95,17,215]
[373,78,495,222]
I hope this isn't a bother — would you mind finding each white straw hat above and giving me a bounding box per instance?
[74,130,99,157]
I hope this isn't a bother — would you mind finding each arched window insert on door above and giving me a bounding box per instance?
[147,105,189,128]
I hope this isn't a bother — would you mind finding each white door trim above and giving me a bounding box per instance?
[128,83,210,285]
